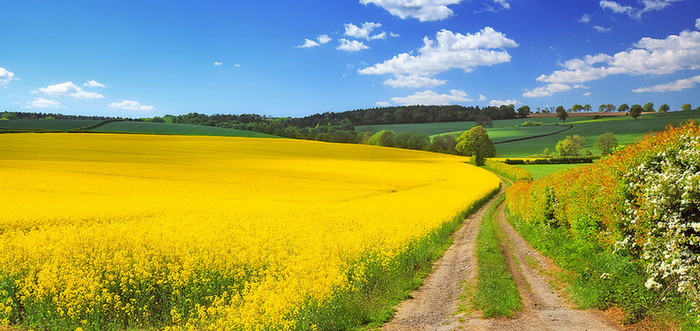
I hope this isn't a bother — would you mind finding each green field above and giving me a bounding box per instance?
[434,125,568,143]
[515,164,588,180]
[89,121,277,138]
[355,117,588,136]
[0,119,102,131]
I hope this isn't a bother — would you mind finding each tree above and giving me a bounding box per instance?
[556,135,585,156]
[367,130,396,147]
[596,132,618,156]
[0,112,17,120]
[456,126,496,166]
[606,104,617,113]
[630,104,643,120]
[555,105,569,122]
[643,102,655,112]
[618,103,630,113]
[429,135,457,154]
[517,105,531,118]
[682,103,692,112]
[658,104,670,112]
[571,104,584,113]
[475,114,493,128]
[599,104,607,112]
[584,104,592,112]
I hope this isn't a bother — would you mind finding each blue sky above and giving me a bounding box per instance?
[1,0,699,118]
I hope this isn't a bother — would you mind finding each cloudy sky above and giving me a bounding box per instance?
[1,1,699,117]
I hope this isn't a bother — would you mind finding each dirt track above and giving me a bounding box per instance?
[382,183,619,331]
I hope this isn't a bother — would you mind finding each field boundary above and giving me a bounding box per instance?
[493,124,572,145]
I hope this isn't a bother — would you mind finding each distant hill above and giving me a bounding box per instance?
[88,121,277,138]
[0,119,102,132]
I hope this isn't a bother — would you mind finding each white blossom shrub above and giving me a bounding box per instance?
[620,133,700,302]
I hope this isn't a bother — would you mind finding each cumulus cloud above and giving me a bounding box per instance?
[696,18,700,29]
[523,83,574,98]
[600,0,683,18]
[83,80,106,88]
[536,29,700,85]
[493,0,510,9]
[633,74,700,93]
[579,14,592,23]
[391,89,472,105]
[213,62,223,66]
[383,75,447,88]
[0,67,15,85]
[376,101,392,107]
[478,94,487,101]
[489,99,519,107]
[25,98,64,109]
[337,39,370,52]
[344,22,384,40]
[359,0,464,22]
[359,27,518,79]
[108,100,153,112]
[38,81,104,99]
[297,34,332,48]
[583,92,592,96]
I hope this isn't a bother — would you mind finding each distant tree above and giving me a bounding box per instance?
[456,126,496,166]
[643,102,655,112]
[681,103,692,112]
[584,104,592,112]
[367,130,396,147]
[429,135,457,154]
[599,104,607,112]
[618,103,630,113]
[555,105,569,123]
[630,104,643,120]
[517,105,531,118]
[658,104,670,112]
[357,131,374,144]
[475,114,493,128]
[596,132,618,156]
[394,132,430,150]
[571,104,584,113]
[0,112,17,120]
[556,135,585,156]
[606,104,617,113]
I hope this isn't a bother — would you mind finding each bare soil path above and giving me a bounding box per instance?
[382,181,620,331]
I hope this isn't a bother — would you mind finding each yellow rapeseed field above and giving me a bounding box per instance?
[0,133,499,330]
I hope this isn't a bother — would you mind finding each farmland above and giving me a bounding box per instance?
[0,133,499,330]
[87,121,276,138]
[0,119,102,131]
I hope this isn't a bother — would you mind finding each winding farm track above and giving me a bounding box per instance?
[382,181,620,331]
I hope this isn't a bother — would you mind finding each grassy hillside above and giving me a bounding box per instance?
[0,119,101,131]
[355,117,587,136]
[496,110,699,157]
[434,125,568,143]
[88,121,277,138]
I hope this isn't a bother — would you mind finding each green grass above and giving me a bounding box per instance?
[496,111,700,157]
[433,125,567,143]
[355,117,586,136]
[515,164,587,180]
[89,121,277,138]
[0,119,102,131]
[470,193,522,318]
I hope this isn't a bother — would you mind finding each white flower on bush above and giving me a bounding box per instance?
[621,134,700,302]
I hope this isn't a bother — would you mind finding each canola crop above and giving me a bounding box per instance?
[0,133,499,330]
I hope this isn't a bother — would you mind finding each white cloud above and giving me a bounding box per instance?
[600,0,683,18]
[583,92,592,96]
[359,27,518,78]
[633,74,700,93]
[298,39,320,48]
[108,100,153,112]
[593,25,611,33]
[391,89,472,105]
[696,18,700,29]
[318,34,332,44]
[493,0,510,9]
[83,80,106,88]
[478,94,487,101]
[523,83,573,98]
[234,63,241,67]
[359,0,464,22]
[489,99,519,107]
[536,29,700,85]
[38,81,104,99]
[376,101,392,107]
[25,98,64,109]
[579,14,592,23]
[0,67,15,85]
[383,75,447,88]
[337,39,370,52]
[213,62,223,66]
[344,22,384,40]
[390,32,400,38]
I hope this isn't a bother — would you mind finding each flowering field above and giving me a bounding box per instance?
[506,122,700,318]
[0,133,499,330]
